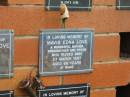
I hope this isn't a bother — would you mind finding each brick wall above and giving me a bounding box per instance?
[0,0,130,97]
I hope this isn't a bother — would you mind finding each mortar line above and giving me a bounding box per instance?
[91,87,116,92]
[2,4,117,8]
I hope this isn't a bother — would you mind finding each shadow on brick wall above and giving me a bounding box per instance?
[120,32,130,59]
[116,84,130,97]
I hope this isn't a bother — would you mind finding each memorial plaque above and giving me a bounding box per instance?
[39,29,94,76]
[0,0,8,5]
[0,30,14,78]
[116,0,130,10]
[0,90,14,97]
[37,84,90,97]
[45,0,92,10]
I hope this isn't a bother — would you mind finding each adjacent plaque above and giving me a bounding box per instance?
[37,84,90,97]
[0,30,14,78]
[0,90,14,97]
[39,29,94,76]
[0,0,8,5]
[45,0,92,10]
[116,0,130,10]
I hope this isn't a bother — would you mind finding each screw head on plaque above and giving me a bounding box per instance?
[0,30,14,78]
[39,29,94,76]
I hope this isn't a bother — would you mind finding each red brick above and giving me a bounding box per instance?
[94,33,120,62]
[0,67,33,95]
[93,0,116,5]
[91,88,116,97]
[0,67,61,96]
[0,7,130,35]
[9,0,115,6]
[0,6,61,35]
[8,0,43,4]
[14,38,38,65]
[41,76,62,86]
[63,61,130,88]
[0,7,44,35]
[67,7,130,33]
[14,34,119,65]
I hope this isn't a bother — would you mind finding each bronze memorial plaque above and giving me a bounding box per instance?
[0,30,14,78]
[39,29,94,76]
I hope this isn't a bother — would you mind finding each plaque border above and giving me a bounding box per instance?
[39,28,94,76]
[116,0,130,10]
[0,30,14,78]
[45,0,92,10]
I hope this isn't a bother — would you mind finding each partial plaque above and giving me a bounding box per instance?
[0,90,14,97]
[37,84,90,97]
[116,0,130,10]
[0,30,14,78]
[39,29,94,76]
[0,0,8,5]
[45,0,92,10]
